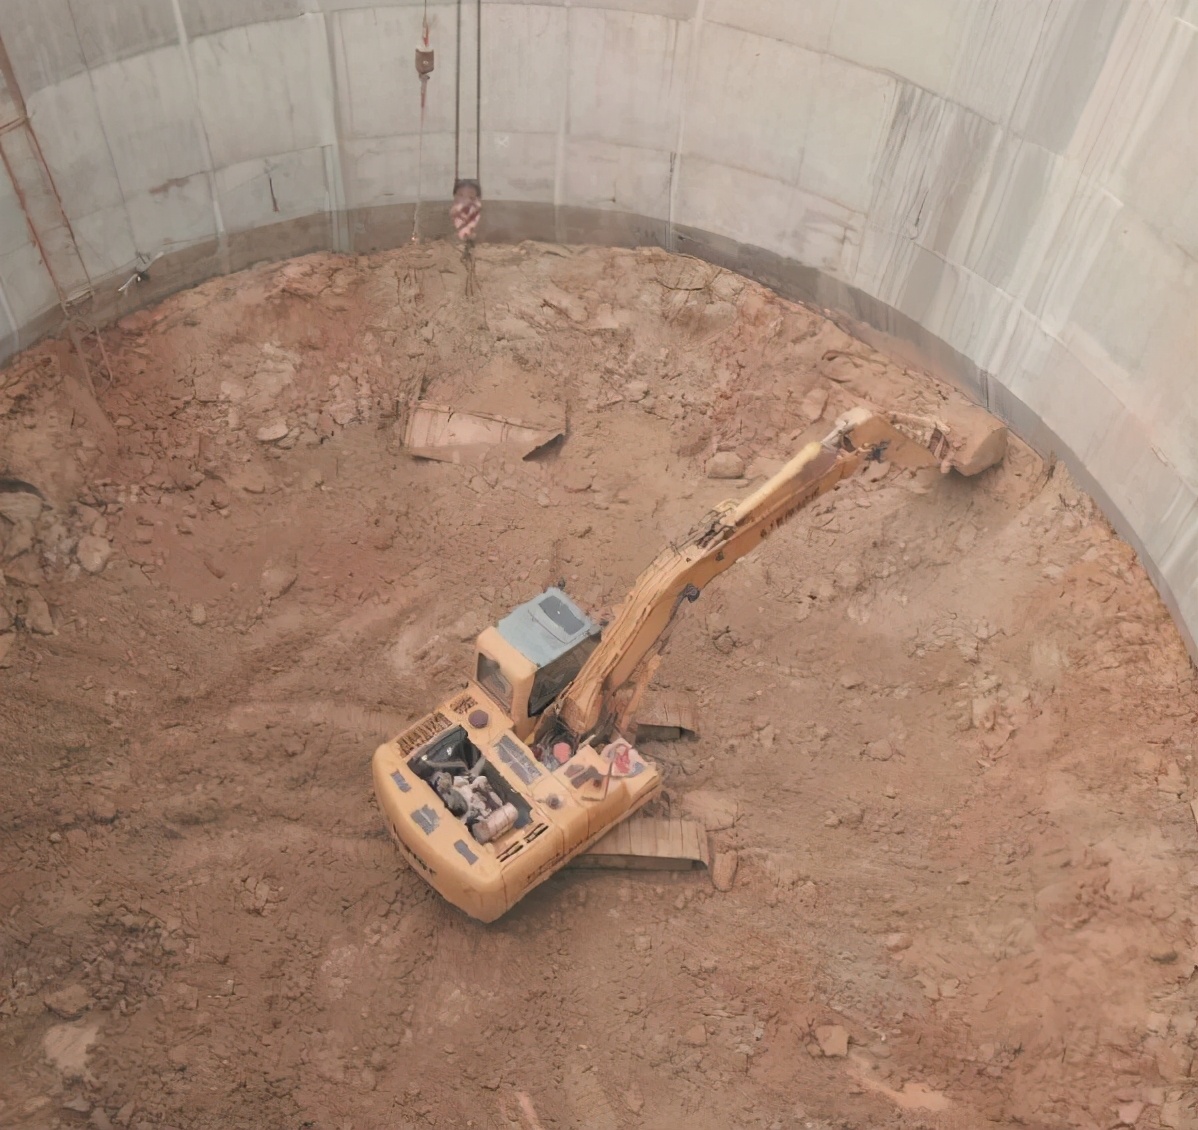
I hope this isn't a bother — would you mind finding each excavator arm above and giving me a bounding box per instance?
[550,406,1004,741]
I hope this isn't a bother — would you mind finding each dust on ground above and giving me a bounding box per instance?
[1,242,1196,1130]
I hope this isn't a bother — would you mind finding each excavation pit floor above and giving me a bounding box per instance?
[1,243,1196,1130]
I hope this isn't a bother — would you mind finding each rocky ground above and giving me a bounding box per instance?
[0,242,1196,1130]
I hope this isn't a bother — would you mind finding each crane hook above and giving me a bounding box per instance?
[451,178,482,242]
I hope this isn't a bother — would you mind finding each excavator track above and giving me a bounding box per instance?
[572,816,710,871]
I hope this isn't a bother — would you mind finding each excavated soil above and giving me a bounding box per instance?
[1,243,1196,1130]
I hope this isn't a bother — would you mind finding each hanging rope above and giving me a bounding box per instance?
[453,0,461,185]
[450,0,482,294]
[475,0,481,181]
[411,0,433,241]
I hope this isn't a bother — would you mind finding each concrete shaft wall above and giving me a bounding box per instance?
[0,0,1195,655]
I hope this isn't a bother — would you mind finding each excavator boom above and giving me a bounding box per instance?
[554,406,1000,739]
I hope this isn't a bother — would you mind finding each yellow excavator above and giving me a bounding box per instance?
[372,404,1007,921]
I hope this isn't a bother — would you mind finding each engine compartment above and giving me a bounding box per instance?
[408,726,532,843]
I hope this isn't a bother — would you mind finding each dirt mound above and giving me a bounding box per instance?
[0,243,1195,1130]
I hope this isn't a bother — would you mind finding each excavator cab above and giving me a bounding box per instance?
[372,585,653,922]
[472,587,601,743]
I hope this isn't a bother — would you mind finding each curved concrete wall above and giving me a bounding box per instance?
[0,0,1195,656]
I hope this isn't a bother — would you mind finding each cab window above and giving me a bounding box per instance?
[476,653,512,711]
[527,637,598,717]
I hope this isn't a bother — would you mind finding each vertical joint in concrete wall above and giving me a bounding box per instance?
[323,142,349,254]
[321,12,350,254]
[167,0,229,274]
[553,9,570,244]
[667,0,708,254]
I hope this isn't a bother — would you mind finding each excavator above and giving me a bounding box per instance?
[372,404,1007,922]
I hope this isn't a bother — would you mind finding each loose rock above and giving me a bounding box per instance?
[711,850,739,892]
[75,534,113,575]
[681,790,738,831]
[89,797,117,825]
[541,284,587,323]
[1160,1102,1185,1128]
[706,452,745,479]
[815,1024,849,1058]
[800,387,828,421]
[0,486,44,523]
[1117,1100,1144,1126]
[261,564,298,601]
[972,697,998,731]
[684,1023,707,1046]
[839,804,865,828]
[3,517,34,559]
[5,553,45,586]
[24,589,54,634]
[230,465,270,493]
[560,469,593,494]
[43,985,93,1020]
[189,603,208,626]
[43,1021,99,1080]
[256,420,290,442]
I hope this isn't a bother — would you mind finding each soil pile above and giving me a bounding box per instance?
[1,243,1195,1130]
